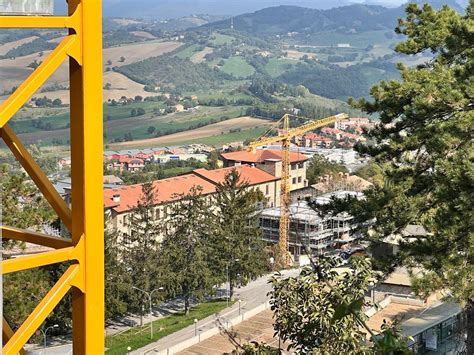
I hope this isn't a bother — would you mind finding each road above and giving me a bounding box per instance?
[131,268,301,354]
[26,268,301,354]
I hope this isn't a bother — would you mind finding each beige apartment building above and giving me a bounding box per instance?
[221,149,309,191]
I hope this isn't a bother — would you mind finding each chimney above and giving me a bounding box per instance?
[112,194,121,203]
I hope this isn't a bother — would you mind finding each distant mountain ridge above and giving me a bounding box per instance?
[200,4,402,35]
[200,1,464,36]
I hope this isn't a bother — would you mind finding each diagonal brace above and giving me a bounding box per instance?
[2,318,27,355]
[1,124,73,232]
[0,226,72,249]
[0,35,77,128]
[2,265,78,354]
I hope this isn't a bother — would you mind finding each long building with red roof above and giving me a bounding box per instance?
[104,164,281,236]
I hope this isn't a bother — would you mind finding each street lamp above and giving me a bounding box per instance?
[127,346,132,354]
[194,318,198,336]
[226,258,240,307]
[269,257,275,271]
[132,286,164,339]
[40,324,59,353]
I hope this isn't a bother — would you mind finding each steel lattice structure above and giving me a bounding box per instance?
[1,0,104,353]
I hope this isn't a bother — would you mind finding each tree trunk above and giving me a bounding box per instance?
[184,296,190,315]
[466,299,474,355]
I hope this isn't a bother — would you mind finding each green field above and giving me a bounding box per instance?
[105,300,229,355]
[174,44,200,59]
[264,58,298,77]
[220,56,255,78]
[209,33,235,46]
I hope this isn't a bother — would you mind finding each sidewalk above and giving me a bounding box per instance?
[131,268,301,354]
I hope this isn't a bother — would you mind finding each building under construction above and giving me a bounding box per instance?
[259,191,364,261]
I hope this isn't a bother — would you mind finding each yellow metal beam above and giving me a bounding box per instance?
[2,319,27,355]
[0,6,81,30]
[3,265,78,354]
[69,0,105,352]
[1,2,104,353]
[1,124,73,232]
[2,247,77,274]
[1,226,72,249]
[0,35,76,128]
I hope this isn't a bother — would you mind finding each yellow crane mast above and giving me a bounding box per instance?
[247,113,349,266]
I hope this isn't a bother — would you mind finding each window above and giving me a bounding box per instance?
[123,215,129,226]
[292,177,297,184]
[265,185,269,195]
[291,164,296,170]
[298,176,302,183]
[298,162,304,169]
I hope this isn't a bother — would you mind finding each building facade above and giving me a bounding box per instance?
[104,165,281,238]
[221,149,309,191]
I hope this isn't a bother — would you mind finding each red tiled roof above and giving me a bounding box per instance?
[104,175,216,213]
[221,149,308,164]
[193,165,279,186]
[119,157,144,164]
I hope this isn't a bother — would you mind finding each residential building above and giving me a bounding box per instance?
[106,157,145,172]
[259,191,364,261]
[104,174,217,237]
[174,104,185,112]
[221,149,309,191]
[335,117,374,131]
[104,165,282,237]
[193,165,280,207]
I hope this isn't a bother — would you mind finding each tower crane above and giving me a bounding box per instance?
[247,113,349,266]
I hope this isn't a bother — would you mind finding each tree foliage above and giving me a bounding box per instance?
[159,186,217,314]
[343,1,473,351]
[123,183,162,319]
[213,170,268,299]
[306,154,347,185]
[269,257,373,353]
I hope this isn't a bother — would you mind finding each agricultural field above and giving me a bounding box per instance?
[12,104,251,145]
[174,44,201,60]
[264,58,299,77]
[220,56,255,78]
[109,116,272,148]
[0,39,181,98]
[190,47,213,63]
[209,33,235,45]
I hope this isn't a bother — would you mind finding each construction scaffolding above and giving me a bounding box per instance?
[1,1,104,353]
[259,192,363,260]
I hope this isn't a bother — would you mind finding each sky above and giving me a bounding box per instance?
[78,0,410,18]
[55,0,465,18]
